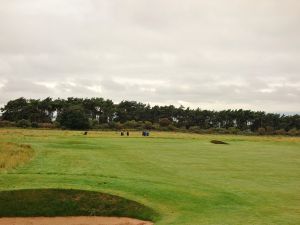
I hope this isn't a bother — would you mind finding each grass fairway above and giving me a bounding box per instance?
[0,129,299,224]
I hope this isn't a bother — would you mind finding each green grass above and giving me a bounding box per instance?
[0,129,299,224]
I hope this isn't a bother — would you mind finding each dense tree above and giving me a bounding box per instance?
[1,97,299,133]
[58,105,90,130]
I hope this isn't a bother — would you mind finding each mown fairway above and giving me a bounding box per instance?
[0,129,299,225]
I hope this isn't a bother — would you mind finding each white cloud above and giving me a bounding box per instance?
[0,0,299,113]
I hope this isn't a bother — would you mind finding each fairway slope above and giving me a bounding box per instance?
[0,129,299,224]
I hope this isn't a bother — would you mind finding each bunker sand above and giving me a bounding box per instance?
[0,216,154,225]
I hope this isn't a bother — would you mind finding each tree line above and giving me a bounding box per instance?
[0,97,299,135]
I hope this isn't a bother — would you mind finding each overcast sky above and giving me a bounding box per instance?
[0,0,299,113]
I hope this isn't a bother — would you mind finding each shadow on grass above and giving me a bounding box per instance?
[0,189,158,222]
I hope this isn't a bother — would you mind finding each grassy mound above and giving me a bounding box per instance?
[0,189,158,221]
[0,142,34,171]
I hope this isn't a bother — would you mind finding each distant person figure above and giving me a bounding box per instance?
[84,131,88,135]
[121,131,124,136]
[127,131,129,136]
[142,131,149,136]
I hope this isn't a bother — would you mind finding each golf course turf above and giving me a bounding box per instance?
[0,129,299,224]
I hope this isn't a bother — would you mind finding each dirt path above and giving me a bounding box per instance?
[0,216,154,225]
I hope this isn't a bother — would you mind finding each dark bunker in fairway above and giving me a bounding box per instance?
[210,140,229,144]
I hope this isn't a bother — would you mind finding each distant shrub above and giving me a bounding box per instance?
[257,127,266,135]
[54,121,60,128]
[124,120,138,129]
[158,126,169,131]
[0,120,16,127]
[238,129,254,135]
[113,122,124,130]
[137,121,144,129]
[143,121,153,130]
[96,123,109,129]
[167,124,177,131]
[266,126,274,134]
[205,128,214,134]
[89,119,99,128]
[189,126,201,132]
[274,129,286,135]
[31,122,39,128]
[213,128,229,134]
[287,128,299,136]
[159,118,172,127]
[228,127,239,134]
[196,129,207,134]
[37,123,56,129]
[152,123,160,130]
[17,119,31,128]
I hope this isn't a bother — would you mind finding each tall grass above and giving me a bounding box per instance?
[0,142,34,171]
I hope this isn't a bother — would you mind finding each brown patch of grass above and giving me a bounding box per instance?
[0,142,34,171]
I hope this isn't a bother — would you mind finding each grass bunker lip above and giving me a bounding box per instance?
[0,189,158,222]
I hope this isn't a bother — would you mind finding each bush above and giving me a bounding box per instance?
[275,129,286,135]
[213,128,229,134]
[99,123,110,129]
[228,127,239,134]
[257,127,266,135]
[159,118,172,127]
[143,121,153,130]
[111,122,124,130]
[152,123,160,130]
[17,119,31,128]
[287,128,299,136]
[89,119,99,128]
[159,126,169,131]
[266,126,274,134]
[238,129,253,135]
[167,124,177,131]
[189,126,201,132]
[31,122,39,128]
[205,128,214,134]
[0,120,16,127]
[124,120,138,129]
[137,121,144,129]
[37,123,56,129]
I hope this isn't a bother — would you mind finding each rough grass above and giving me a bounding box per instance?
[0,189,157,221]
[0,129,300,224]
[0,142,34,171]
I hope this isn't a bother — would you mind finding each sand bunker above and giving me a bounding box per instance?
[0,216,153,225]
